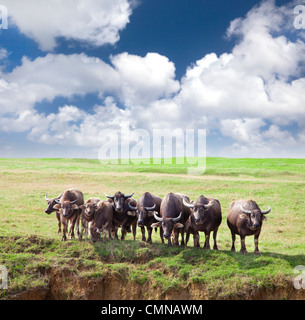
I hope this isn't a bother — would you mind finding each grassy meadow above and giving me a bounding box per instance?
[0,157,305,299]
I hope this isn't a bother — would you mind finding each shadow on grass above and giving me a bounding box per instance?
[90,236,305,272]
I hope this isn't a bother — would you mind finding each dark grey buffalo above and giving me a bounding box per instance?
[53,188,84,241]
[135,192,163,244]
[227,200,271,255]
[44,192,63,233]
[89,200,113,242]
[183,195,222,249]
[78,197,100,241]
[151,192,191,246]
[104,191,137,241]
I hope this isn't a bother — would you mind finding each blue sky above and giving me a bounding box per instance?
[0,0,305,158]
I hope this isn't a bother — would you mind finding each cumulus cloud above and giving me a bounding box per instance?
[1,0,305,158]
[111,52,180,107]
[3,0,134,51]
[0,53,119,116]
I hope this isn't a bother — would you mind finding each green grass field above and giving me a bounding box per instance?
[0,157,305,299]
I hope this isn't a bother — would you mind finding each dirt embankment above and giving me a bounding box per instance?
[11,268,305,300]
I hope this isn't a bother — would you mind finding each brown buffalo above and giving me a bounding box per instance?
[78,197,100,241]
[135,192,163,244]
[183,195,222,249]
[105,191,137,240]
[227,200,271,255]
[53,189,84,241]
[89,200,113,242]
[151,192,191,246]
[44,192,63,233]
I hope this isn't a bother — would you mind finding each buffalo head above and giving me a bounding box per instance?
[240,203,271,230]
[137,204,156,227]
[183,197,215,224]
[104,191,134,213]
[54,198,78,218]
[151,212,183,239]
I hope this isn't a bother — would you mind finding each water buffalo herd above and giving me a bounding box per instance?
[45,189,271,255]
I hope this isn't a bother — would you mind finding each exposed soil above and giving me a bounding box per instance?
[10,268,305,300]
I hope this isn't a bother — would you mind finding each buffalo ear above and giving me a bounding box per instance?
[79,205,85,210]
[151,222,162,228]
[53,204,61,210]
[174,223,184,229]
[239,214,248,219]
[262,216,267,221]
[127,211,137,217]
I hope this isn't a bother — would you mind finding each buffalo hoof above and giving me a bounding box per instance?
[254,251,262,256]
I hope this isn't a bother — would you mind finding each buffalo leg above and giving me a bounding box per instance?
[132,222,137,241]
[146,226,153,244]
[78,216,86,241]
[213,229,219,250]
[61,217,68,241]
[254,232,261,255]
[159,228,164,244]
[203,231,211,249]
[140,226,146,242]
[173,229,179,246]
[75,209,81,237]
[56,211,61,233]
[185,231,190,247]
[230,231,236,252]
[193,232,200,248]
[240,235,247,254]
[121,226,127,240]
[180,228,185,246]
[167,238,172,247]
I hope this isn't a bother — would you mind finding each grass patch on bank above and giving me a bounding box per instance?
[0,157,305,299]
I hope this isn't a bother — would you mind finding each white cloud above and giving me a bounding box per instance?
[1,0,305,158]
[0,53,119,115]
[111,52,180,107]
[3,0,134,51]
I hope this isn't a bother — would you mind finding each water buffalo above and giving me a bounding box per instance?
[183,195,222,249]
[78,197,100,241]
[53,189,84,241]
[44,192,63,233]
[104,191,137,240]
[227,200,271,255]
[89,200,113,242]
[136,192,163,244]
[151,192,191,246]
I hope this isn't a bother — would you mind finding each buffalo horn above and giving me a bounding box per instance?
[55,198,61,204]
[203,199,215,209]
[128,203,137,211]
[241,204,252,215]
[45,194,49,201]
[261,206,271,214]
[70,199,78,205]
[104,193,115,199]
[183,198,194,208]
[154,212,163,222]
[145,204,156,211]
[172,212,182,222]
[124,192,134,199]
